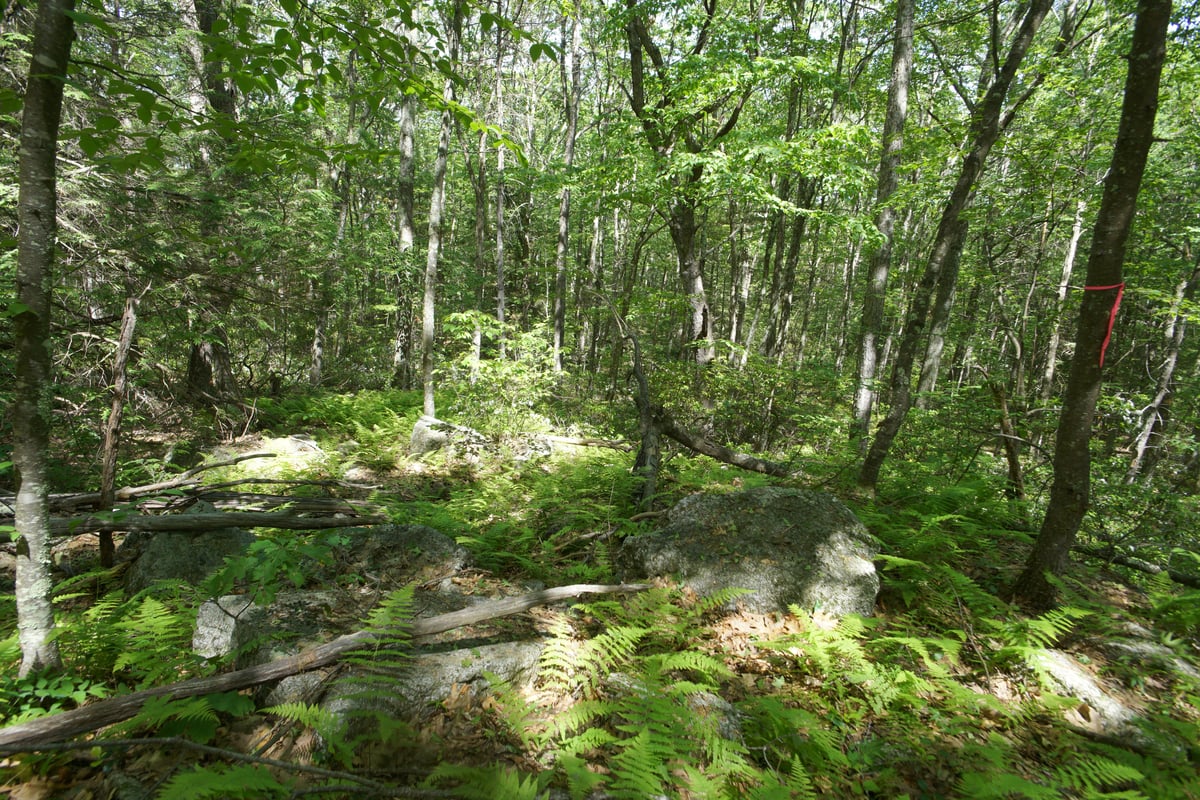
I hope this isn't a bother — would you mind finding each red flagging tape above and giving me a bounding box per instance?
[1083,282,1125,367]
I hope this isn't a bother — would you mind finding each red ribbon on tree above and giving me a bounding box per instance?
[1083,282,1125,367]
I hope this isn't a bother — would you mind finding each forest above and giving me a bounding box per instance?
[1,0,1199,795]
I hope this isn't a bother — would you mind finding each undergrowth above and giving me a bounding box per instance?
[2,389,1198,799]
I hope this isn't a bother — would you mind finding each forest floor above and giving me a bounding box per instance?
[3,393,1200,799]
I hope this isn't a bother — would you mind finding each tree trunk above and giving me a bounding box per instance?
[98,293,138,568]
[422,2,462,418]
[1013,0,1170,609]
[858,0,1053,491]
[667,196,716,364]
[552,3,581,372]
[14,0,76,677]
[852,0,914,447]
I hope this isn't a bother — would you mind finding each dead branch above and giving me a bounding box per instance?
[538,434,635,452]
[1076,544,1200,589]
[137,492,376,515]
[0,583,650,748]
[49,510,384,537]
[653,407,793,478]
[7,453,279,513]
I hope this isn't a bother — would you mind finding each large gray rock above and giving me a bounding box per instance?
[317,640,545,725]
[409,415,490,458]
[121,525,255,595]
[618,487,879,616]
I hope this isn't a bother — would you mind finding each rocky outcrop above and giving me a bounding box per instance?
[618,487,880,616]
[120,522,254,595]
[410,416,490,458]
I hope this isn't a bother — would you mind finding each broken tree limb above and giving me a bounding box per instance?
[653,407,793,478]
[5,452,279,513]
[538,434,635,452]
[0,583,651,749]
[1076,544,1200,589]
[136,492,378,516]
[49,510,384,537]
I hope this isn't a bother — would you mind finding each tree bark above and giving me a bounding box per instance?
[47,510,384,536]
[181,0,240,402]
[13,0,76,678]
[1013,0,1170,609]
[623,0,749,365]
[858,0,1053,491]
[654,408,792,478]
[852,0,914,447]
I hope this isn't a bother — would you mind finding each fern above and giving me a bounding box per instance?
[1054,754,1145,796]
[957,770,1060,798]
[425,764,547,800]
[157,763,289,800]
[116,692,252,743]
[320,585,417,763]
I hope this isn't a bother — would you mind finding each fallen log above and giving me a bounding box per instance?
[1076,544,1200,589]
[538,434,635,452]
[136,492,376,516]
[49,510,384,537]
[0,583,651,749]
[653,407,794,478]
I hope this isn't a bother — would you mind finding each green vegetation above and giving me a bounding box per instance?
[2,386,1197,797]
[1,0,1198,794]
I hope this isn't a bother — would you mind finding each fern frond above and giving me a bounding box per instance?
[609,729,673,798]
[653,650,731,683]
[425,764,545,800]
[1054,754,1144,794]
[157,764,289,800]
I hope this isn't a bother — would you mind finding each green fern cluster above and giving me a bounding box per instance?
[56,581,204,688]
[432,587,819,799]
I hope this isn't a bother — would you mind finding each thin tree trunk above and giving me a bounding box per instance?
[552,2,581,372]
[915,218,969,407]
[851,0,914,447]
[14,0,75,677]
[391,93,416,388]
[98,293,138,568]
[990,381,1026,502]
[1038,198,1087,402]
[422,2,462,417]
[491,0,509,358]
[1125,260,1198,484]
[858,0,1053,491]
[1013,0,1170,609]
